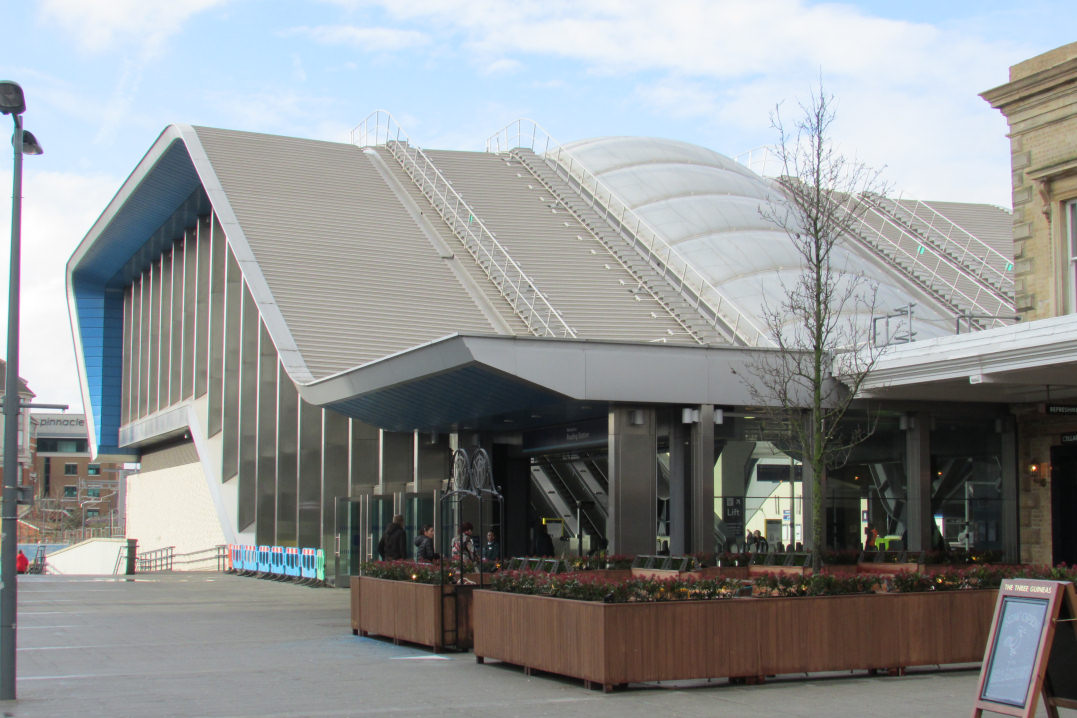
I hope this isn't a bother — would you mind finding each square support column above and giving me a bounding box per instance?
[608,406,656,556]
[690,405,715,554]
[905,413,932,552]
[999,416,1019,562]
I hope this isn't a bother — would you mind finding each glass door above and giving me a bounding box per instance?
[405,493,435,559]
[369,495,394,560]
[333,497,361,587]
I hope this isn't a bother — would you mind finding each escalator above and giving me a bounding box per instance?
[529,452,609,552]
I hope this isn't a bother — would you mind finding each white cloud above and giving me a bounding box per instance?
[38,0,229,57]
[482,58,523,76]
[0,170,121,410]
[288,25,430,51]
[204,89,342,137]
[339,0,1022,203]
[292,54,308,83]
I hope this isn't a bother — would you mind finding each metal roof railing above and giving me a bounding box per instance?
[486,119,772,348]
[875,195,1014,295]
[352,111,576,339]
[732,149,1016,326]
[840,194,1015,327]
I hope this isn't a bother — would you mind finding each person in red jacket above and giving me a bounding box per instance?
[15,550,29,574]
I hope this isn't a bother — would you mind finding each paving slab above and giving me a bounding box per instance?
[0,573,1055,717]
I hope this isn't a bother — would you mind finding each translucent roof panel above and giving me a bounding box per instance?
[559,136,956,342]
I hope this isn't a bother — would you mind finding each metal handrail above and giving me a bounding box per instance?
[351,111,576,339]
[732,151,1016,317]
[871,195,1014,294]
[136,546,175,572]
[734,145,782,178]
[486,119,772,348]
[841,195,1015,327]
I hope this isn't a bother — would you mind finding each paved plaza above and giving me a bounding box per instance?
[0,573,1048,717]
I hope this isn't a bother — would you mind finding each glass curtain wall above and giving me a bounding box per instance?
[713,418,804,554]
[712,415,912,555]
[826,414,908,552]
[930,416,1005,554]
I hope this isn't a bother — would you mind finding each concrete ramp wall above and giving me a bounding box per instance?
[46,538,127,575]
[126,460,228,557]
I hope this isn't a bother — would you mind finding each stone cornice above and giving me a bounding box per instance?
[981,56,1077,112]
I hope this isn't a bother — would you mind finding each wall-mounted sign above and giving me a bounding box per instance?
[523,417,607,454]
[31,413,87,438]
[972,579,1077,717]
[1061,432,1077,445]
[1046,404,1077,416]
[723,496,744,525]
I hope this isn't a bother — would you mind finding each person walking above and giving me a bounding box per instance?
[414,525,439,562]
[377,514,407,560]
[483,529,501,562]
[451,522,476,562]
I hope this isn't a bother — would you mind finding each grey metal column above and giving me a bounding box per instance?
[690,405,715,554]
[905,413,932,552]
[801,460,815,551]
[1,111,26,701]
[667,418,688,555]
[608,406,657,556]
[999,416,1019,562]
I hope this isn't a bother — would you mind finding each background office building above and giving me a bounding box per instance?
[29,413,124,540]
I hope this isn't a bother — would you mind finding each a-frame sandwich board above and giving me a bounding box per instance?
[972,579,1077,718]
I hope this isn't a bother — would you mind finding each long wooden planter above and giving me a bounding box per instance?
[352,576,473,651]
[473,589,996,691]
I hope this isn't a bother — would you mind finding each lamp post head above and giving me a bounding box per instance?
[14,130,42,156]
[0,82,26,116]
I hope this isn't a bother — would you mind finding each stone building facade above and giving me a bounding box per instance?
[983,42,1077,565]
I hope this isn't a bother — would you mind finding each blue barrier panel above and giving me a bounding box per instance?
[284,547,300,577]
[257,545,271,573]
[300,548,316,579]
[270,546,285,576]
[243,545,257,572]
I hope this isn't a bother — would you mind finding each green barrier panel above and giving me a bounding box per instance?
[316,549,325,581]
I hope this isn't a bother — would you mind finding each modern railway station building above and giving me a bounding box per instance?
[67,43,1077,584]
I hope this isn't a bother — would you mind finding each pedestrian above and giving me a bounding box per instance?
[377,514,407,560]
[483,529,500,562]
[753,529,769,553]
[15,550,29,574]
[865,523,879,550]
[414,524,438,562]
[451,521,476,562]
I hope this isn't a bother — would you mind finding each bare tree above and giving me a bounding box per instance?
[749,84,886,569]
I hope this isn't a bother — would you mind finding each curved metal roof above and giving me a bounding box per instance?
[560,136,956,341]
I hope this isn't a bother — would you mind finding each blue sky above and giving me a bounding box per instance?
[1,0,1073,409]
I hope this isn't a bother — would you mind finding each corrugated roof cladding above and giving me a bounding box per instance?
[192,127,497,379]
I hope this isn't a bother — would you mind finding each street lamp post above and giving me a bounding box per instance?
[1,80,43,701]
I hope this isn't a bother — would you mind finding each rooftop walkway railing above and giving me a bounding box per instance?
[869,195,1014,296]
[486,120,772,348]
[842,194,1015,327]
[734,147,1016,329]
[352,111,575,339]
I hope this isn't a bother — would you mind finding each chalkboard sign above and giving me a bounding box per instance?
[973,579,1077,718]
[980,596,1050,706]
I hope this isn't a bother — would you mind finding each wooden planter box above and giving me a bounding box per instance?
[352,576,473,651]
[857,561,920,576]
[700,565,750,580]
[749,565,809,578]
[473,589,996,691]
